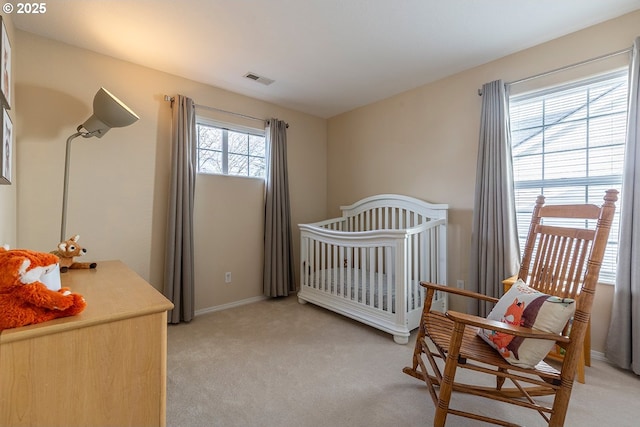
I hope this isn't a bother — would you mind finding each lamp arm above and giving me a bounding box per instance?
[60,131,84,243]
[60,88,138,243]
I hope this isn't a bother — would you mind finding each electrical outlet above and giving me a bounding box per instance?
[225,272,232,283]
[456,280,464,289]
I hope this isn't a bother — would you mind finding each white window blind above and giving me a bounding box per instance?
[509,70,627,284]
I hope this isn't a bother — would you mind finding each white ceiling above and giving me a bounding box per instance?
[11,0,640,118]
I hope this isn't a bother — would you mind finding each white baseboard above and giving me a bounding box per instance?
[590,350,606,361]
[195,295,268,316]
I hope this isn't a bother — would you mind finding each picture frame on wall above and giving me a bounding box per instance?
[0,16,10,110]
[1,108,12,184]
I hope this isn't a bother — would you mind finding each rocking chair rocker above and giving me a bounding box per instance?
[403,189,618,427]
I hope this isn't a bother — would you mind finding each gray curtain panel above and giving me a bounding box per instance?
[163,95,196,323]
[263,119,295,297]
[469,80,521,317]
[606,37,640,375]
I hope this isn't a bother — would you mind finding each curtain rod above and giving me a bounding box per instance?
[477,46,632,96]
[164,95,289,127]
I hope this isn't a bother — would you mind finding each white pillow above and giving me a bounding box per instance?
[478,279,576,368]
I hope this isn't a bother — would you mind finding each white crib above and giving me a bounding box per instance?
[298,194,448,344]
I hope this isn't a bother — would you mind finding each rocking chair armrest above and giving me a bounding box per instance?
[420,281,500,304]
[445,310,571,343]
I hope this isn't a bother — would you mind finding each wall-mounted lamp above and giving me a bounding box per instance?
[61,87,139,242]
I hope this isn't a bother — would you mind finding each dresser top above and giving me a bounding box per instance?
[0,260,174,343]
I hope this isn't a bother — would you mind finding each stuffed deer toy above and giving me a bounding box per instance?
[52,235,97,273]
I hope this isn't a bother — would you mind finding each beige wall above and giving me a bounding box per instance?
[14,31,327,311]
[0,14,16,247]
[6,10,637,352]
[326,10,640,354]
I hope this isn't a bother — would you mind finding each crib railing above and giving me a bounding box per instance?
[343,206,428,231]
[339,193,448,231]
[299,216,447,314]
[300,228,404,312]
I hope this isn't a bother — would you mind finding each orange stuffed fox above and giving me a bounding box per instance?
[0,246,86,330]
[488,298,526,358]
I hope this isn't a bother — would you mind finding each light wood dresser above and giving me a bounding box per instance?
[0,260,174,427]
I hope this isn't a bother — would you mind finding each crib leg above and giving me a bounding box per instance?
[393,335,409,345]
[297,297,308,305]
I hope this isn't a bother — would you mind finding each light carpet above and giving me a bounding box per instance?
[167,296,639,427]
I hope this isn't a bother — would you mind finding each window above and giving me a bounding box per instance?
[509,70,627,284]
[196,119,266,178]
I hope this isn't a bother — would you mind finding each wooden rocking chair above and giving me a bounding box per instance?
[403,189,618,427]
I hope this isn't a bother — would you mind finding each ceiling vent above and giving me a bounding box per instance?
[244,72,275,86]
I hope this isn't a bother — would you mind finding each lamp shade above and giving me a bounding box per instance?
[80,87,139,138]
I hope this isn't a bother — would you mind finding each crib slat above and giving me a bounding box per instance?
[331,245,340,295]
[302,236,309,288]
[391,208,396,230]
[413,232,419,310]
[376,246,383,310]
[320,241,326,292]
[406,234,412,311]
[313,240,320,289]
[368,247,374,307]
[387,246,394,313]
[354,247,361,302]
[347,248,353,300]
[339,246,345,298]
